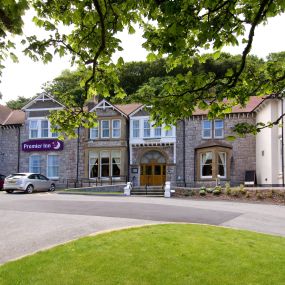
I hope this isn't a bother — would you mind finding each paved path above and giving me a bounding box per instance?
[0,192,284,264]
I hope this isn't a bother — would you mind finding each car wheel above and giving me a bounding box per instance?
[6,190,13,194]
[49,184,55,192]
[25,185,34,194]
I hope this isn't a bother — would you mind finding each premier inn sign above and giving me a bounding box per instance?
[22,140,64,152]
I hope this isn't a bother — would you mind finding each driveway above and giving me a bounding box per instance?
[0,191,285,264]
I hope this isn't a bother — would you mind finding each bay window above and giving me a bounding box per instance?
[197,147,230,180]
[89,152,99,178]
[89,150,122,178]
[154,126,162,137]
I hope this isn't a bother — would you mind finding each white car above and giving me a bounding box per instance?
[4,173,56,194]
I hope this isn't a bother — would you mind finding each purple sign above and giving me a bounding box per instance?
[22,140,64,152]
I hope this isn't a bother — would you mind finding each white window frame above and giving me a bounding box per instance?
[132,119,140,138]
[200,152,213,179]
[202,120,212,139]
[214,120,224,138]
[111,150,121,177]
[101,120,110,138]
[217,152,227,178]
[154,126,162,138]
[29,118,58,139]
[29,155,41,173]
[47,154,59,179]
[89,152,99,178]
[165,126,173,137]
[90,126,99,140]
[143,119,151,138]
[112,119,121,138]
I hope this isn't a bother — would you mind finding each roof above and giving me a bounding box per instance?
[115,103,143,116]
[0,105,25,126]
[192,96,265,116]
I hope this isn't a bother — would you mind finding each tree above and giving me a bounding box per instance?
[0,0,29,78]
[6,96,32,109]
[2,1,285,136]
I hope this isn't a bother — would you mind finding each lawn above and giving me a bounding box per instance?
[1,224,285,285]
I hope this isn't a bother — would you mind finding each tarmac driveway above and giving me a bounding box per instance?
[0,192,285,264]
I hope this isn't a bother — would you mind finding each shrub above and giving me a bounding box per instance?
[200,186,206,192]
[213,186,222,195]
[239,184,246,195]
[256,192,264,200]
[225,182,231,195]
[267,190,273,199]
[245,191,250,198]
[199,189,206,196]
[206,188,213,193]
[231,188,240,197]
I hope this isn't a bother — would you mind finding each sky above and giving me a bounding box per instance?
[0,11,284,104]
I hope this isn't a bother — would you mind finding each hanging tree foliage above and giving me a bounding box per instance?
[0,0,285,136]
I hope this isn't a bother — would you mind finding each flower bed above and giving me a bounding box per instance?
[173,184,285,205]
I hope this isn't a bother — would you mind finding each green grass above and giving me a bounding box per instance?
[1,224,285,285]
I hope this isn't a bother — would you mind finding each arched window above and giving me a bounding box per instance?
[141,151,166,164]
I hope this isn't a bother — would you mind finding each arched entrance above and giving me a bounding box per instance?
[140,150,166,186]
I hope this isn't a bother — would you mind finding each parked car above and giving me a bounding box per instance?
[0,174,5,190]
[4,173,56,194]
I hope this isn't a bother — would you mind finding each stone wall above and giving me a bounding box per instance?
[19,121,85,180]
[0,127,21,176]
[176,114,256,186]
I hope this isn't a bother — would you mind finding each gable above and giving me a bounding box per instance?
[22,93,64,111]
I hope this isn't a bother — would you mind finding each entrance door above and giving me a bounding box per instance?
[140,164,166,186]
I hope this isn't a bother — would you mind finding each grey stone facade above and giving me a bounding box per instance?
[176,114,256,187]
[0,127,21,176]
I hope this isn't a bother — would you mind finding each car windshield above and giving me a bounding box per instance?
[7,174,28,179]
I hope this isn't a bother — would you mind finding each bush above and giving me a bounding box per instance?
[213,186,222,195]
[225,182,231,195]
[199,189,206,196]
[231,188,240,197]
[245,191,250,198]
[206,188,213,193]
[239,184,246,195]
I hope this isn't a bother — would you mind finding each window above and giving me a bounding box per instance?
[47,155,59,178]
[29,119,58,139]
[41,120,49,137]
[165,126,173,137]
[112,120,121,138]
[197,148,229,180]
[201,152,213,178]
[202,120,224,139]
[89,152,99,178]
[132,120,140,138]
[29,155,41,173]
[101,120,110,138]
[143,119,150,138]
[112,151,121,177]
[89,151,121,178]
[101,151,110,177]
[218,152,226,178]
[154,126,162,138]
[90,126,99,139]
[214,120,224,138]
[30,121,39,138]
[202,120,212,139]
